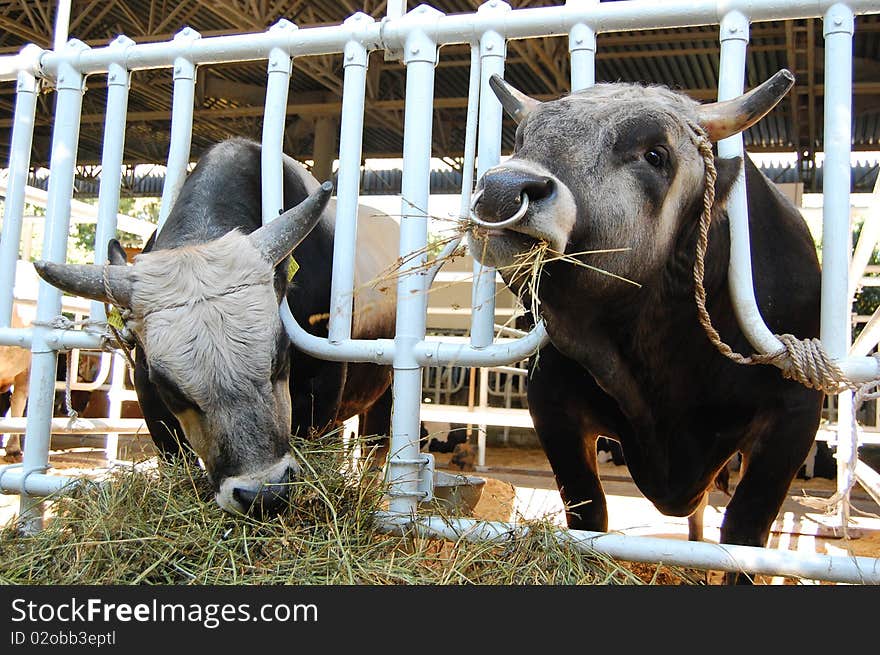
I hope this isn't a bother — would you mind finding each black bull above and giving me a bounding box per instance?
[469,71,823,582]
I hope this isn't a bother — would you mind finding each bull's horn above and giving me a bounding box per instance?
[33,260,133,307]
[698,69,795,142]
[489,74,542,124]
[249,181,333,265]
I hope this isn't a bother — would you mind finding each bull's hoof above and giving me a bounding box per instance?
[2,450,23,463]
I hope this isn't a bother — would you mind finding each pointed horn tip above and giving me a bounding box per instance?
[33,260,51,276]
[488,74,506,90]
[771,68,795,90]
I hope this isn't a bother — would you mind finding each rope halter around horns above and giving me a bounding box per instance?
[686,120,871,396]
[686,121,880,518]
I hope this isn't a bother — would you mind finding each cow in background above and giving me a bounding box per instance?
[1,304,31,461]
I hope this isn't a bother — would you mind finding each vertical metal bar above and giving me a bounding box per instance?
[457,45,481,222]
[470,20,507,349]
[91,36,134,323]
[719,13,785,357]
[19,41,88,530]
[258,20,298,445]
[329,15,372,344]
[388,9,441,515]
[470,2,510,469]
[567,0,597,91]
[261,21,295,224]
[386,1,407,20]
[104,352,127,462]
[53,0,72,52]
[157,28,199,230]
[823,3,856,528]
[0,56,39,328]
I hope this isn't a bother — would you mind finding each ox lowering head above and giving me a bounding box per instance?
[34,182,333,516]
[468,70,795,298]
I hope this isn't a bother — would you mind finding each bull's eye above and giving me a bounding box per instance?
[644,148,665,168]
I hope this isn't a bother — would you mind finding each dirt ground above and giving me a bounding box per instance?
[2,440,878,585]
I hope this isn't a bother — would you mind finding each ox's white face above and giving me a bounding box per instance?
[468,84,709,299]
[127,231,298,513]
[33,180,332,516]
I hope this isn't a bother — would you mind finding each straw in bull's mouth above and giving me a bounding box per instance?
[490,238,640,338]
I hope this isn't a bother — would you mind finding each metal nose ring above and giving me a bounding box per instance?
[469,190,530,229]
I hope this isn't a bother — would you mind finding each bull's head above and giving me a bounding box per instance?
[468,70,794,298]
[34,182,333,515]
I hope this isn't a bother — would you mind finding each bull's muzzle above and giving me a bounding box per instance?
[470,166,554,228]
[230,465,298,517]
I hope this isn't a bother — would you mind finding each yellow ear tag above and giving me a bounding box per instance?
[107,306,126,331]
[287,257,300,282]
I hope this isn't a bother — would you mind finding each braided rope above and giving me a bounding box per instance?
[102,261,137,371]
[688,122,858,395]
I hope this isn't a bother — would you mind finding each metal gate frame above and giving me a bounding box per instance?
[1,0,880,583]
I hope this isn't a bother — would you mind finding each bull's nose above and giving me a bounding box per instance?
[232,467,297,516]
[473,168,554,225]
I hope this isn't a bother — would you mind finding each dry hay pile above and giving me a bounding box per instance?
[0,433,700,585]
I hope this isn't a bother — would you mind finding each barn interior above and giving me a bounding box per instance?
[1,0,880,579]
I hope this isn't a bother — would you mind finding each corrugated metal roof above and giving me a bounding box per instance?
[0,1,878,192]
[26,161,880,196]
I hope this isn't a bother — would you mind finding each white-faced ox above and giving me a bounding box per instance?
[468,71,822,583]
[35,138,398,516]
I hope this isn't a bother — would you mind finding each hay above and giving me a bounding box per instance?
[0,432,700,585]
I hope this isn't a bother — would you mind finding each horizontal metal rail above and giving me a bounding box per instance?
[375,512,880,585]
[2,1,879,81]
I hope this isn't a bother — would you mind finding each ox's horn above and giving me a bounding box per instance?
[249,181,333,265]
[489,74,541,124]
[33,260,133,307]
[698,69,795,142]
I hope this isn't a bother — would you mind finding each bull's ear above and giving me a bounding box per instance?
[489,74,541,124]
[107,239,128,265]
[712,156,742,208]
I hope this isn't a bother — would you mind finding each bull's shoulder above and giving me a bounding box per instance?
[743,156,817,257]
[742,155,821,337]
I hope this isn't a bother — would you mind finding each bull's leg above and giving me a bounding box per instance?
[528,346,618,531]
[133,347,194,462]
[719,397,821,584]
[3,368,29,460]
[687,492,708,541]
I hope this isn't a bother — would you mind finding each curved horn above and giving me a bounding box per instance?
[249,180,333,265]
[489,74,542,124]
[698,69,795,142]
[33,261,133,307]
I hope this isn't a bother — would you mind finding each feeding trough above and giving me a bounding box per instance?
[420,470,486,515]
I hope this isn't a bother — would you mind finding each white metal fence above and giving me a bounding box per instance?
[2,0,880,583]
